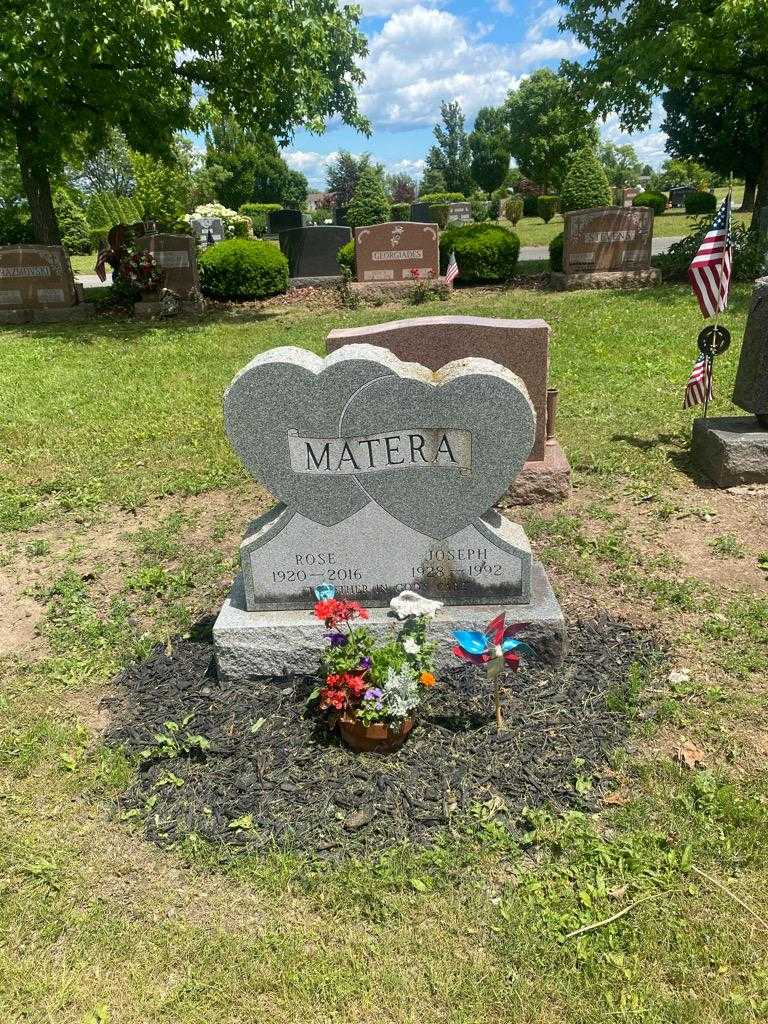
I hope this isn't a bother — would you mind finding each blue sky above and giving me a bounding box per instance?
[284,0,667,189]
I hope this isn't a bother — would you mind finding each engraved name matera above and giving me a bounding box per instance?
[288,428,472,475]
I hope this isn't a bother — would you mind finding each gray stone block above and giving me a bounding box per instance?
[213,559,566,680]
[550,269,661,291]
[733,276,768,417]
[691,416,768,487]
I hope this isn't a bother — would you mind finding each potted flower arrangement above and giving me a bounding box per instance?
[118,249,162,300]
[309,585,437,753]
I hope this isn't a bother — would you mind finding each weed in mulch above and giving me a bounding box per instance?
[104,616,662,857]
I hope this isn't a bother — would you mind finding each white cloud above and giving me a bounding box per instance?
[525,5,561,40]
[519,37,587,63]
[283,149,339,185]
[354,0,444,16]
[358,6,523,129]
[493,0,514,13]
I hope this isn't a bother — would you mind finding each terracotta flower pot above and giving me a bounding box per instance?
[338,714,413,753]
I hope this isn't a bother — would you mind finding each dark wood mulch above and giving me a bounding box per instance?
[104,615,662,856]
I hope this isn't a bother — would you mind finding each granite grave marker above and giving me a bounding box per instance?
[447,202,473,225]
[563,206,653,273]
[279,225,352,279]
[0,245,77,309]
[214,342,566,676]
[355,222,439,282]
[134,233,199,297]
[268,209,306,235]
[190,216,225,247]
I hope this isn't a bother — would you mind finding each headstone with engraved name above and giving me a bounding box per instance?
[190,217,225,248]
[563,207,653,274]
[447,202,473,225]
[355,222,439,282]
[0,245,77,309]
[214,342,566,677]
[410,202,432,223]
[134,233,199,297]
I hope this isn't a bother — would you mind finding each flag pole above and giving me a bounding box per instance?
[702,172,733,420]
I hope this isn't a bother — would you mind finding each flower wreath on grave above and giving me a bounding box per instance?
[117,249,162,292]
[309,584,437,753]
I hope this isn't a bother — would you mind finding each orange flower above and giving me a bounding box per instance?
[420,672,436,687]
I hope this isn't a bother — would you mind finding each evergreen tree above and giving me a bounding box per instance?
[560,147,613,213]
[346,165,391,228]
[53,190,91,252]
[418,163,446,197]
[469,107,511,194]
[326,151,385,205]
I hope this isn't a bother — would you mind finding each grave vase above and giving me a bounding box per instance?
[338,714,413,753]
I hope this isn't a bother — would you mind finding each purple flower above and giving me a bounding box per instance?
[360,657,372,670]
[364,687,383,702]
[327,632,347,647]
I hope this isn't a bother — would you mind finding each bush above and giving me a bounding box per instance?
[488,198,501,220]
[391,202,410,221]
[54,191,92,254]
[0,206,34,245]
[632,191,667,216]
[336,240,355,277]
[347,166,391,228]
[247,211,268,237]
[239,202,282,217]
[560,147,613,213]
[537,196,558,224]
[439,223,520,283]
[185,202,251,238]
[429,204,450,229]
[471,198,489,222]
[198,238,288,299]
[549,232,564,272]
[684,190,717,215]
[87,192,143,232]
[522,193,539,217]
[656,219,767,283]
[307,209,332,224]
[418,191,466,205]
[505,196,524,225]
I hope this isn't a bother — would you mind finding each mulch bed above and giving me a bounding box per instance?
[104,616,662,857]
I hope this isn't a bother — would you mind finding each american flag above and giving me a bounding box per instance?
[687,195,732,318]
[683,352,713,409]
[445,251,459,284]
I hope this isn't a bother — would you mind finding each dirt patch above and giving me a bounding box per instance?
[104,616,663,857]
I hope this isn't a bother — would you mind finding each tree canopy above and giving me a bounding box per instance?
[597,142,645,188]
[504,69,598,193]
[559,0,768,224]
[469,107,511,195]
[326,151,385,206]
[425,101,473,196]
[1,0,368,241]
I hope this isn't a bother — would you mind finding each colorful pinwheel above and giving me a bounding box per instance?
[452,613,536,730]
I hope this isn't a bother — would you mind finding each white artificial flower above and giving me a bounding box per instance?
[402,637,420,655]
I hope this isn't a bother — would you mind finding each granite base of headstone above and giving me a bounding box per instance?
[213,342,566,679]
[326,316,572,505]
[0,244,95,324]
[551,268,661,291]
[279,225,351,283]
[692,276,768,487]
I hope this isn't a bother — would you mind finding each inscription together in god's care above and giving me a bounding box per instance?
[287,428,472,475]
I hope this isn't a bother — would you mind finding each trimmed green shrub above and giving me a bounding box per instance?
[429,204,450,229]
[248,211,268,237]
[54,191,92,253]
[239,202,282,217]
[391,202,410,221]
[471,198,489,222]
[560,148,612,213]
[439,223,520,283]
[337,240,355,276]
[633,191,667,216]
[198,238,288,300]
[549,232,564,272]
[537,196,558,224]
[347,166,391,228]
[522,193,538,217]
[488,198,501,220]
[418,191,465,205]
[0,207,34,245]
[307,209,332,224]
[87,192,143,231]
[505,196,524,225]
[684,190,717,215]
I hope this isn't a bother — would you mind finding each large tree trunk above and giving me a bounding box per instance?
[740,177,757,213]
[751,142,768,231]
[15,119,61,245]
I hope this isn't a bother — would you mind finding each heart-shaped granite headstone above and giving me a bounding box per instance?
[341,356,536,538]
[224,346,404,526]
[224,345,535,537]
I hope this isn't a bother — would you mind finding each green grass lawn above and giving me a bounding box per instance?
[69,252,97,275]
[2,284,767,1023]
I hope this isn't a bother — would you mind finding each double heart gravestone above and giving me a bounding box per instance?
[214,341,566,678]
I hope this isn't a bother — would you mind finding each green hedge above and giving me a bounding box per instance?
[439,223,520,283]
[633,191,667,216]
[505,196,524,225]
[657,219,767,282]
[684,191,717,215]
[429,204,450,229]
[522,193,538,217]
[87,192,143,232]
[488,198,501,220]
[391,202,410,221]
[537,196,558,224]
[560,148,612,213]
[239,202,282,215]
[418,191,465,205]
[198,238,288,300]
[549,232,564,272]
[337,240,355,276]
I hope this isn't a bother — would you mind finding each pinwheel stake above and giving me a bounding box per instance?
[452,613,536,731]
